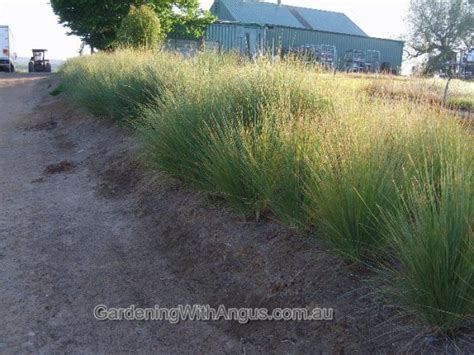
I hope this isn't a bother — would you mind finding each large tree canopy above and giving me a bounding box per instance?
[407,0,473,73]
[50,0,215,50]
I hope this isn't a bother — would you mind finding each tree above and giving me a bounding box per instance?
[50,0,215,50]
[406,0,473,74]
[117,5,164,49]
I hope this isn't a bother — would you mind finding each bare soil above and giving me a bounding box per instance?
[0,73,472,353]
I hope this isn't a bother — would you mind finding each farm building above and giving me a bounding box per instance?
[206,0,404,73]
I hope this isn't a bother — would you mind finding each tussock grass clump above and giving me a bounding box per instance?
[307,115,404,260]
[60,50,474,334]
[382,130,473,332]
[142,60,332,218]
[60,50,191,123]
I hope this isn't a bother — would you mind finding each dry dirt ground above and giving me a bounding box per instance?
[0,73,472,353]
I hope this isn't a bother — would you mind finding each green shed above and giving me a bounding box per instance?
[206,0,404,73]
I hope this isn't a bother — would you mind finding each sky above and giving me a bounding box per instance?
[0,0,410,60]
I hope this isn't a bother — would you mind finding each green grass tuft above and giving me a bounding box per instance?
[381,134,473,332]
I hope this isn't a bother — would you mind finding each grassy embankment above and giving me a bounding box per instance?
[60,50,473,335]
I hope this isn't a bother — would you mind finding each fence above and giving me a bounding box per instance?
[164,39,220,57]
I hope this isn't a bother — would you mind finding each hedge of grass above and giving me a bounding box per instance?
[60,49,474,334]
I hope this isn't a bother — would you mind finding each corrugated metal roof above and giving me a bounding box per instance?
[212,0,367,37]
[214,0,303,28]
[288,6,367,36]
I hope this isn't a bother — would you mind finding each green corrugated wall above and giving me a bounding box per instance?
[206,22,404,72]
[206,22,264,52]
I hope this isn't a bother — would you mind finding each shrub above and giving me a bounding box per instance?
[116,4,164,50]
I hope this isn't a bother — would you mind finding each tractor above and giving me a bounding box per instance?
[28,49,51,73]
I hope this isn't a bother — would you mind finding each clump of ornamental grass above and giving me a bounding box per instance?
[263,117,320,228]
[60,50,190,123]
[302,99,407,261]
[142,60,332,218]
[380,128,473,333]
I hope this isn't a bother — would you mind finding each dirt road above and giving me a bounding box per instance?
[0,74,470,353]
[0,74,246,353]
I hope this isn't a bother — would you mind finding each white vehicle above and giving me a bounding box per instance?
[0,25,16,72]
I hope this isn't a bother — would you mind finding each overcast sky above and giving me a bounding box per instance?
[0,0,410,60]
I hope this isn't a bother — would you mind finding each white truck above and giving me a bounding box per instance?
[0,25,15,72]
